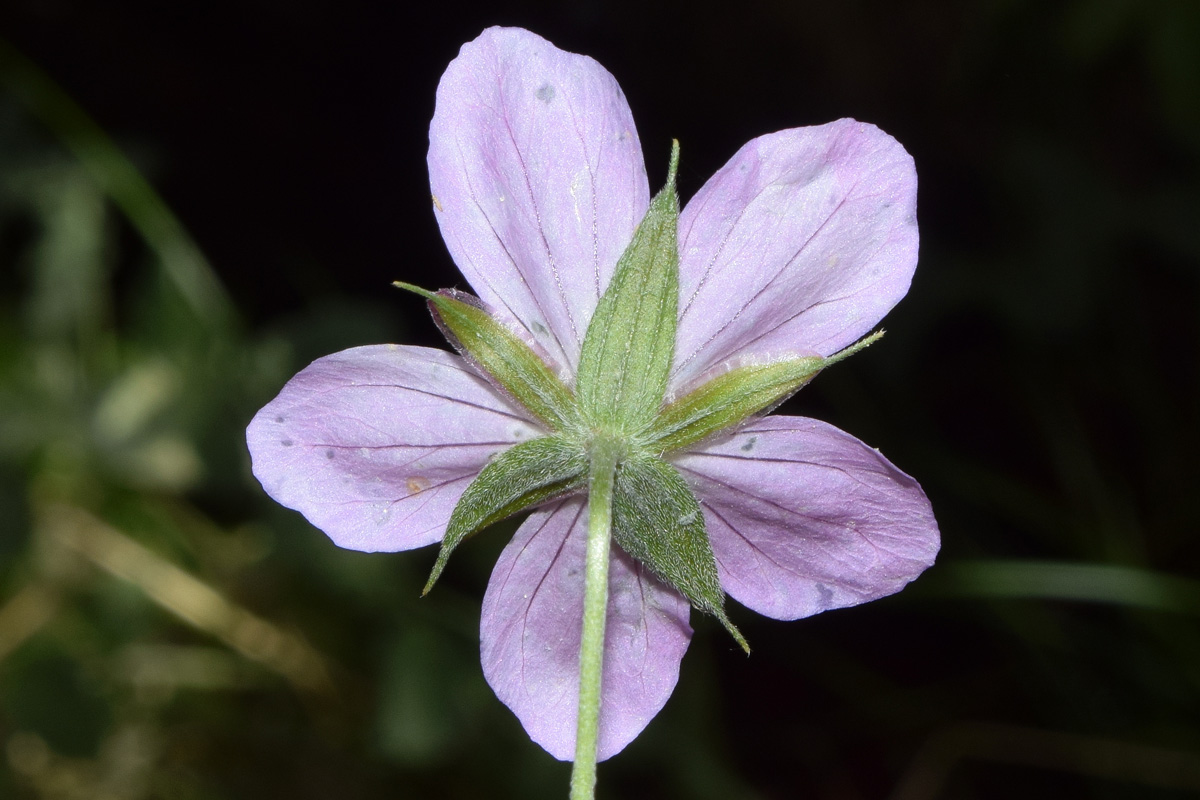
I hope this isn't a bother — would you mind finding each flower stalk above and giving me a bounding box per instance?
[571,436,621,799]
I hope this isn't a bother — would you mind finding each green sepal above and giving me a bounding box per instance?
[575,141,681,433]
[645,331,886,454]
[424,436,588,594]
[646,357,824,453]
[611,453,749,653]
[395,282,578,431]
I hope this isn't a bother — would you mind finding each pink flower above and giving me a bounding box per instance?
[247,26,938,762]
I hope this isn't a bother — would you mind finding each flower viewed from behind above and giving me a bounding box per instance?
[247,25,939,768]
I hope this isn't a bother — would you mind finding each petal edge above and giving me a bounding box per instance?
[246,345,539,552]
[673,119,918,385]
[429,26,650,372]
[674,415,938,620]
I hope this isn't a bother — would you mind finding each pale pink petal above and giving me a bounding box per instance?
[673,416,938,620]
[672,120,918,386]
[429,26,650,373]
[480,498,692,761]
[246,345,540,552]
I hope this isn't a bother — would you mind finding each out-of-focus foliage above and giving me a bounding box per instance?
[1,1,1199,798]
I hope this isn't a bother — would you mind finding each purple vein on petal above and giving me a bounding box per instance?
[676,453,887,522]
[385,476,468,530]
[498,83,580,351]
[560,90,602,305]
[324,473,467,524]
[303,403,516,456]
[693,496,790,584]
[677,454,914,570]
[334,384,530,421]
[677,178,770,324]
[513,502,584,697]
[449,134,553,356]
[316,440,520,453]
[674,178,860,377]
[629,560,655,694]
[708,226,898,359]
[695,483,885,601]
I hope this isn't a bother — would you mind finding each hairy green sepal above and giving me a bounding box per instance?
[612,454,749,653]
[646,357,825,452]
[424,436,588,594]
[395,282,578,431]
[575,141,681,433]
[645,331,886,453]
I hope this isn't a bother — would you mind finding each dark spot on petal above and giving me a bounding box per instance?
[531,320,548,335]
[325,449,335,460]
[281,439,294,447]
[740,436,757,452]
[536,83,555,103]
[816,583,834,609]
[275,415,285,423]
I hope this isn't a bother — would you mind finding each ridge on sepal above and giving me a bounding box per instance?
[395,281,579,432]
[424,435,589,594]
[575,141,681,434]
[611,453,750,654]
[645,331,885,454]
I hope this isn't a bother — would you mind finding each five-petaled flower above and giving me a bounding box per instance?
[247,26,938,762]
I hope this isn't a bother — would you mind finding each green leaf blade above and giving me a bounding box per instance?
[576,142,681,433]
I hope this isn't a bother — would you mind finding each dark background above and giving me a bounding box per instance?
[2,1,1199,798]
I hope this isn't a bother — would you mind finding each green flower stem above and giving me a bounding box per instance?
[570,437,621,800]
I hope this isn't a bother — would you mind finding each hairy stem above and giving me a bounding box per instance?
[570,438,619,799]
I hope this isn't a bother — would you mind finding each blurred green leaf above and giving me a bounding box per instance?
[934,560,1200,616]
[0,37,234,331]
[374,625,489,766]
